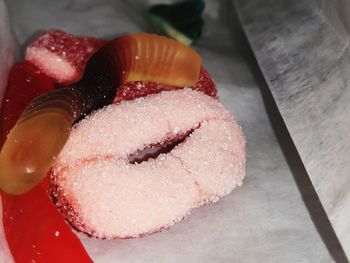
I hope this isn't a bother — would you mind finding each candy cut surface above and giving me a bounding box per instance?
[52,89,246,239]
[25,29,106,84]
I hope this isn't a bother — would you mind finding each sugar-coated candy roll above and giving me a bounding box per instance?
[52,89,245,239]
[25,29,106,85]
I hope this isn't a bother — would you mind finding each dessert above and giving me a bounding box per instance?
[25,30,217,102]
[114,67,217,102]
[0,33,201,195]
[0,30,245,261]
[0,61,54,146]
[0,61,92,262]
[52,89,245,238]
[25,30,106,85]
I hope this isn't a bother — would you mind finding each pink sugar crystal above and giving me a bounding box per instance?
[25,30,106,84]
[52,89,245,239]
[193,67,217,98]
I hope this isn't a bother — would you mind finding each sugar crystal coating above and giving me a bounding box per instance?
[25,30,106,84]
[52,89,245,239]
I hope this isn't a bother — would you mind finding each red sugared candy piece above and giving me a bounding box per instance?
[114,66,217,103]
[194,66,217,98]
[25,29,106,85]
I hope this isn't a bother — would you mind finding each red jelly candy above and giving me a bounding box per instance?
[0,61,54,146]
[0,61,92,262]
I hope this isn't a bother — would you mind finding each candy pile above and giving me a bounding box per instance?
[0,29,243,263]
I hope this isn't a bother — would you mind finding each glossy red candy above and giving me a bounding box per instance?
[0,61,92,262]
[0,62,53,146]
[2,177,92,263]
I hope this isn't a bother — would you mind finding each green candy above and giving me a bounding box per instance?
[148,0,205,46]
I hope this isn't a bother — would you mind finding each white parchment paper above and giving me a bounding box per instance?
[0,0,340,262]
[235,0,350,259]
